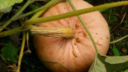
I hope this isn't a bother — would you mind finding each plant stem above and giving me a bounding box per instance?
[31,26,75,38]
[25,1,128,25]
[1,1,128,37]
[17,0,63,20]
[110,34,128,44]
[0,27,24,37]
[31,8,47,18]
[0,0,34,32]
[25,32,31,53]
[16,33,26,72]
[67,0,98,53]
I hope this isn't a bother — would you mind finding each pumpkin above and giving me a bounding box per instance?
[34,0,110,72]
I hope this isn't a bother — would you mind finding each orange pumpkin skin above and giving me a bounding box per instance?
[34,0,110,72]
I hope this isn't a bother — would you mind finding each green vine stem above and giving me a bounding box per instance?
[16,33,26,72]
[25,1,128,25]
[0,27,24,37]
[31,8,46,19]
[1,1,128,37]
[67,0,98,53]
[110,34,128,44]
[0,0,34,32]
[17,0,64,20]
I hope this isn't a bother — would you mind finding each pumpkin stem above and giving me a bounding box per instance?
[31,25,75,38]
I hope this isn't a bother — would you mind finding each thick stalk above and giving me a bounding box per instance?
[31,26,75,38]
[25,1,128,25]
[0,26,75,38]
[0,27,24,37]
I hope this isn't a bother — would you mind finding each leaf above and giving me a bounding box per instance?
[1,41,18,63]
[105,56,128,64]
[124,69,128,72]
[0,0,23,13]
[88,55,106,72]
[112,46,120,56]
[100,9,108,13]
[88,54,128,72]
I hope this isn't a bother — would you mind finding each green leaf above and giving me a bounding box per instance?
[100,9,108,12]
[1,41,18,63]
[105,56,128,64]
[88,55,106,72]
[112,46,120,56]
[124,69,128,72]
[89,54,128,72]
[0,0,23,13]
